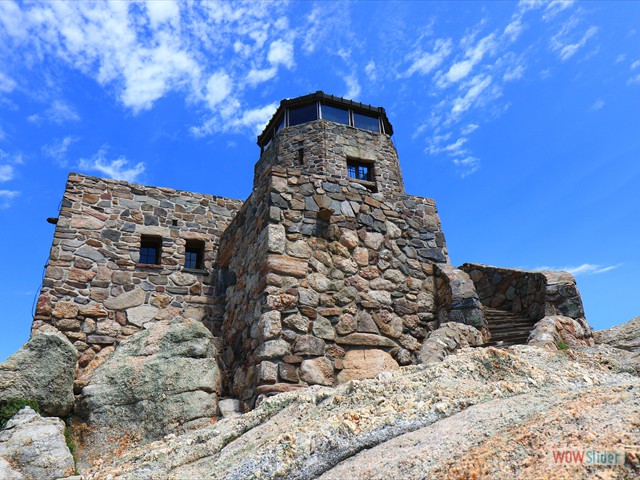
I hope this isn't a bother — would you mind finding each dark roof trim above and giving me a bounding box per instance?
[257,91,394,146]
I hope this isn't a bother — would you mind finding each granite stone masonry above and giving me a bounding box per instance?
[33,92,591,410]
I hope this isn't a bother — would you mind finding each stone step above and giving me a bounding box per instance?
[483,308,537,346]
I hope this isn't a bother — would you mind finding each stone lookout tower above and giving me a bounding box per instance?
[33,91,589,410]
[217,91,451,406]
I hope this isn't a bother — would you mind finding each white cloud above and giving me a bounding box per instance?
[42,136,79,165]
[267,39,294,69]
[441,34,496,85]
[631,60,640,70]
[504,18,524,42]
[364,61,376,81]
[344,74,361,100]
[404,38,453,77]
[542,0,575,21]
[0,1,293,135]
[628,74,640,86]
[461,123,479,135]
[589,99,605,111]
[0,71,16,93]
[204,71,232,109]
[0,190,19,209]
[453,156,480,177]
[145,0,179,28]
[78,149,145,182]
[504,63,525,81]
[0,164,14,182]
[532,263,622,276]
[451,74,493,115]
[551,24,598,61]
[29,100,80,125]
[245,67,278,86]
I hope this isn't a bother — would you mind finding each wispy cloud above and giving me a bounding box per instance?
[550,21,598,61]
[0,190,19,209]
[589,99,605,111]
[0,71,16,93]
[78,148,145,183]
[532,263,622,276]
[0,164,14,182]
[1,1,295,136]
[438,34,496,86]
[402,38,453,77]
[344,74,361,100]
[28,100,80,125]
[42,136,79,165]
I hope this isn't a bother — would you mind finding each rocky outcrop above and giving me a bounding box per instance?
[0,333,76,416]
[528,315,594,350]
[0,407,75,480]
[75,317,221,467]
[78,345,639,479]
[595,317,640,352]
[419,322,485,363]
[595,317,640,373]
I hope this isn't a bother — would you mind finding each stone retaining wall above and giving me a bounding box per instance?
[435,265,486,334]
[460,263,585,320]
[33,174,243,373]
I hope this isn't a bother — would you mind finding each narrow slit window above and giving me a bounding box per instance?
[139,235,162,265]
[347,159,374,182]
[185,239,205,270]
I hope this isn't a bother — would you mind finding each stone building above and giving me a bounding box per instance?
[32,92,591,409]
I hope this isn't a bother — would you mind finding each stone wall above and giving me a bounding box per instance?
[33,173,243,372]
[460,263,585,320]
[222,163,448,409]
[435,265,486,334]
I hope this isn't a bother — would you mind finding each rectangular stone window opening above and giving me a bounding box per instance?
[139,235,162,265]
[185,239,205,270]
[347,158,377,192]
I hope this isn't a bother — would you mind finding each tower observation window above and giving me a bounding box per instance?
[321,104,350,126]
[288,104,318,126]
[353,112,380,132]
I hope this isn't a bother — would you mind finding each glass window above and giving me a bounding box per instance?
[321,104,350,125]
[288,103,318,126]
[275,116,285,134]
[139,236,161,265]
[185,239,205,270]
[353,112,380,132]
[347,159,374,182]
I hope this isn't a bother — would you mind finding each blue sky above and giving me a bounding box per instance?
[0,0,638,361]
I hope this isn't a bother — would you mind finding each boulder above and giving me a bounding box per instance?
[528,315,594,350]
[419,322,484,363]
[76,317,221,466]
[337,349,399,383]
[0,333,76,416]
[0,407,75,480]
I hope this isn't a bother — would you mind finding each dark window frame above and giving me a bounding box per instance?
[184,239,205,270]
[139,235,162,265]
[347,159,374,182]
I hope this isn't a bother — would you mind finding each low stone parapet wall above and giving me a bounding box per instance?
[460,263,585,321]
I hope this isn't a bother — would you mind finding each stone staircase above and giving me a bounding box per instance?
[484,308,538,347]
